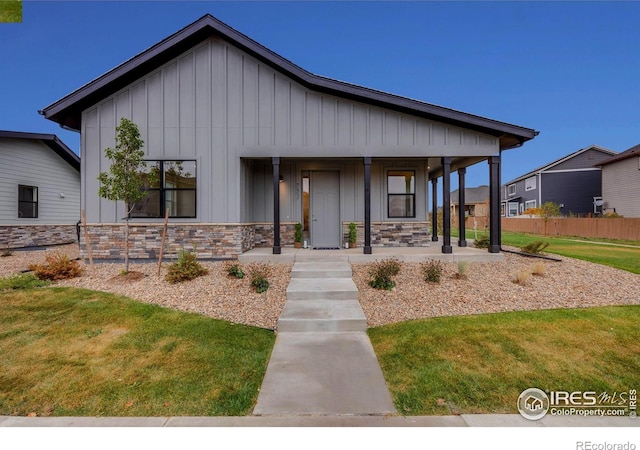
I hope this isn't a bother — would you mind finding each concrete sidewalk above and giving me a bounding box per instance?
[1,414,637,427]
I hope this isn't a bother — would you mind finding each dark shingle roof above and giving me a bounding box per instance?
[597,143,640,166]
[451,185,490,204]
[0,130,79,171]
[40,14,537,150]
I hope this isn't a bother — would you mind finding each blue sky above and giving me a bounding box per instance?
[1,1,639,193]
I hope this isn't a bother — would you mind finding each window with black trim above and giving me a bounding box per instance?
[130,160,196,218]
[18,185,38,218]
[387,170,415,218]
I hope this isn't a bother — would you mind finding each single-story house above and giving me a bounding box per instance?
[597,143,640,217]
[501,145,616,217]
[0,130,80,248]
[450,185,490,227]
[40,14,537,258]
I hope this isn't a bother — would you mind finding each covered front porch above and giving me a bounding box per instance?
[258,155,504,256]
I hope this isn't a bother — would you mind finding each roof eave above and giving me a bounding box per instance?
[41,14,538,146]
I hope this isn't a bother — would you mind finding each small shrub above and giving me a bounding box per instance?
[455,261,469,280]
[294,222,303,244]
[348,222,357,244]
[224,261,245,279]
[531,261,546,276]
[0,273,50,290]
[247,262,271,293]
[520,240,549,255]
[1,248,14,257]
[422,259,443,283]
[473,235,490,249]
[29,252,83,281]
[368,258,401,290]
[165,249,208,284]
[603,211,623,218]
[512,269,532,286]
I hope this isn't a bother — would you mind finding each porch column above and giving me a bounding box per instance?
[431,177,438,241]
[363,157,372,254]
[272,157,281,254]
[441,157,452,254]
[457,167,467,247]
[488,155,501,253]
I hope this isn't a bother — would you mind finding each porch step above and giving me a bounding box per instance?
[277,299,367,332]
[286,278,359,301]
[290,261,352,279]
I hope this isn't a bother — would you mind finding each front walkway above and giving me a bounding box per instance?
[252,254,396,415]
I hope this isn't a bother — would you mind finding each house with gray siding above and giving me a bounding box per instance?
[501,145,616,217]
[597,143,640,217]
[0,131,80,248]
[41,14,537,258]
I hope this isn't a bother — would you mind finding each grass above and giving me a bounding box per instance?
[454,229,640,274]
[369,305,640,416]
[0,1,22,22]
[0,287,275,417]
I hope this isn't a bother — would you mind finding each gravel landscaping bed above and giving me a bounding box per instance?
[2,244,639,330]
[0,244,290,330]
[353,250,640,327]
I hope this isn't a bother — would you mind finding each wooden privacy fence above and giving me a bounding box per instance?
[501,217,640,241]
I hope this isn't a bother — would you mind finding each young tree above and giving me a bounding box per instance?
[540,201,561,236]
[97,118,155,273]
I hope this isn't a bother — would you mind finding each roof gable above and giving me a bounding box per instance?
[41,14,537,150]
[504,145,617,185]
[0,130,80,171]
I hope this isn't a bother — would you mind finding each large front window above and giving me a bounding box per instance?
[130,160,196,218]
[387,170,415,218]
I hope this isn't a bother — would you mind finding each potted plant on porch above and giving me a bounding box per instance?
[294,222,303,248]
[348,222,357,248]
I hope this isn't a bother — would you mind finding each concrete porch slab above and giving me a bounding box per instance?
[239,245,503,264]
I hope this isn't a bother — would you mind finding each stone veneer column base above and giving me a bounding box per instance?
[342,221,432,248]
[0,225,78,249]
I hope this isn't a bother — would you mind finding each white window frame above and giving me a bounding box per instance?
[525,176,536,191]
[507,184,516,196]
[508,201,519,217]
[524,200,537,210]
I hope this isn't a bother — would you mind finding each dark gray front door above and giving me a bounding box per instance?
[310,171,340,248]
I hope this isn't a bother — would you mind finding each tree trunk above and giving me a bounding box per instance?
[124,217,130,273]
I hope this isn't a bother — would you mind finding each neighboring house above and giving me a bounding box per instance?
[597,143,640,217]
[0,130,80,248]
[41,14,537,259]
[501,145,617,217]
[451,185,489,226]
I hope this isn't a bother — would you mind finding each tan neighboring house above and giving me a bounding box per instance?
[597,143,640,217]
[450,185,489,227]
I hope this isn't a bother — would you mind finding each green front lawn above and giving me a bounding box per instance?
[0,287,275,417]
[369,306,640,415]
[454,229,640,274]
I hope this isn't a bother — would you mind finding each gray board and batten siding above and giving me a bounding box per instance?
[80,36,501,224]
